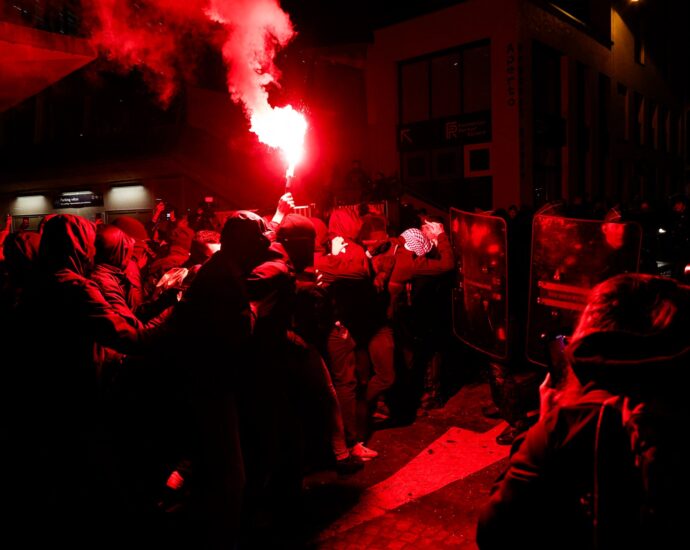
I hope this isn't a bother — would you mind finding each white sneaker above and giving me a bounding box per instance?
[350,442,379,460]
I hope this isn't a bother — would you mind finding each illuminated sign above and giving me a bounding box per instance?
[54,191,103,208]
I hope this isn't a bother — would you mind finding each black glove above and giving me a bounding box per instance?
[368,240,391,257]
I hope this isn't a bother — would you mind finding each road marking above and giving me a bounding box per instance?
[318,423,510,540]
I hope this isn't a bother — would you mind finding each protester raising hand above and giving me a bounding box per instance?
[331,236,349,256]
[272,192,296,225]
[421,220,444,246]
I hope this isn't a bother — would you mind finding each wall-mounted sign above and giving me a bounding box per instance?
[54,191,103,209]
[398,111,491,151]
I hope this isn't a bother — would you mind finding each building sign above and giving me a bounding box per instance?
[398,111,491,151]
[54,191,103,208]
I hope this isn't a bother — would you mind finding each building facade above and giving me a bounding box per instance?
[366,0,688,212]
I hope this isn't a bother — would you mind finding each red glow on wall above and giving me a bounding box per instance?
[84,0,306,166]
[0,22,95,112]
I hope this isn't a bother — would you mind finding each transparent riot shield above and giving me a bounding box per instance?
[450,208,509,360]
[526,214,642,365]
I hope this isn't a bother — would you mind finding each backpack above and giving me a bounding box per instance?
[593,395,686,549]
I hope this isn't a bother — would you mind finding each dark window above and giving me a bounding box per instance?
[532,41,563,206]
[469,148,490,172]
[431,53,462,118]
[407,154,428,179]
[401,61,429,124]
[463,45,491,113]
[437,150,458,176]
[596,74,610,200]
[399,41,491,210]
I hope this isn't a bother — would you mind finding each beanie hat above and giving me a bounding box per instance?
[401,228,433,256]
[276,214,316,242]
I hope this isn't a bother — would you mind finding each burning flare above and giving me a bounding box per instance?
[250,105,307,178]
[85,0,308,177]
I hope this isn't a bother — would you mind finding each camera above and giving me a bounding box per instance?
[189,197,218,231]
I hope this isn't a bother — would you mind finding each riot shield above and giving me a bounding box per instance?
[526,214,642,365]
[450,208,509,360]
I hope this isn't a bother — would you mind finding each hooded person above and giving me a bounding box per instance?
[0,215,11,261]
[112,215,152,310]
[276,213,316,274]
[1,230,41,363]
[477,273,690,550]
[221,210,273,275]
[277,214,366,475]
[146,221,195,290]
[151,230,222,306]
[92,224,173,331]
[328,207,363,242]
[316,208,370,286]
[401,227,433,256]
[186,229,221,268]
[8,214,163,531]
[2,230,40,300]
[379,225,454,420]
[358,209,388,245]
[157,212,254,546]
[386,224,454,310]
[95,224,134,269]
[90,225,141,382]
[223,210,321,531]
[315,209,394,460]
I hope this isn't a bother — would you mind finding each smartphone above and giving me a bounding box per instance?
[546,334,569,384]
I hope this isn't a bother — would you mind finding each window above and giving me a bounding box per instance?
[400,42,490,123]
[532,41,563,205]
[431,53,461,118]
[398,42,491,209]
[463,46,491,113]
[401,62,429,124]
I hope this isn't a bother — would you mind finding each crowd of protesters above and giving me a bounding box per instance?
[0,190,458,546]
[1,185,688,548]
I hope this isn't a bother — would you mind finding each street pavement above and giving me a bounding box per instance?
[288,380,521,549]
